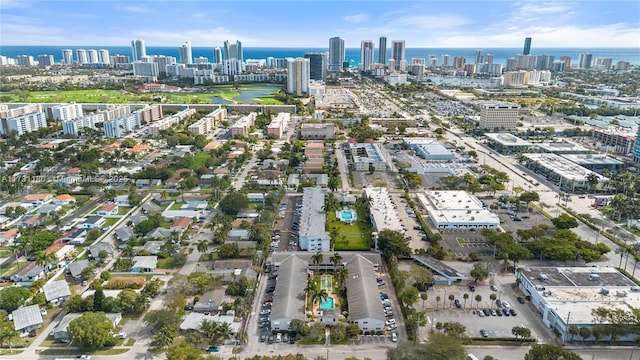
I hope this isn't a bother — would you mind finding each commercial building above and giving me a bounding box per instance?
[230,112,257,137]
[416,190,500,230]
[346,143,387,171]
[286,57,310,95]
[559,154,624,172]
[360,40,374,71]
[521,153,607,191]
[298,187,330,252]
[516,266,640,343]
[266,112,290,139]
[51,103,83,121]
[304,53,327,82]
[484,133,532,154]
[478,101,520,130]
[592,128,636,155]
[300,123,335,140]
[404,138,454,161]
[328,37,345,72]
[534,141,590,154]
[365,187,403,251]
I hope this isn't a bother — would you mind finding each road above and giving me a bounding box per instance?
[233,152,258,191]
[334,141,351,192]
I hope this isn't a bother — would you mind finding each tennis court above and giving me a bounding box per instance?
[321,274,333,291]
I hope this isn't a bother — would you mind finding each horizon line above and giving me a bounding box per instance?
[3,45,639,49]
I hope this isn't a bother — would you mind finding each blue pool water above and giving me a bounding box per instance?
[341,212,353,220]
[320,296,335,309]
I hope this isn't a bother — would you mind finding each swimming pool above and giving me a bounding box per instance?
[320,296,335,309]
[336,209,358,224]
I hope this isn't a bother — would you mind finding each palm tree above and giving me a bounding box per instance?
[489,293,497,308]
[420,293,428,309]
[34,251,56,272]
[121,245,135,259]
[336,267,349,291]
[312,251,323,266]
[199,319,218,340]
[152,325,175,348]
[197,240,209,253]
[214,322,233,345]
[435,295,441,310]
[474,294,482,309]
[448,294,455,309]
[463,293,469,309]
[330,252,343,270]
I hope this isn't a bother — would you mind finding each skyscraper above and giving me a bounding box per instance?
[304,53,327,81]
[131,39,146,62]
[75,49,88,64]
[578,53,593,69]
[360,40,374,71]
[87,49,99,64]
[62,49,73,65]
[378,36,387,64]
[180,41,193,64]
[328,37,345,72]
[213,47,223,64]
[223,40,243,62]
[475,50,484,64]
[484,54,494,64]
[287,57,310,95]
[523,37,532,55]
[391,40,405,69]
[441,54,450,67]
[98,49,110,64]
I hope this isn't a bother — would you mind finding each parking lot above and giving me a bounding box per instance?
[441,231,495,258]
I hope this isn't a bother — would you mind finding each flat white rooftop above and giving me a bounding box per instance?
[523,153,607,182]
[485,132,532,146]
[535,141,590,153]
[364,187,403,232]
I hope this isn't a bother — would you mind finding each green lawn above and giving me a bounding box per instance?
[169,203,183,210]
[117,206,132,215]
[103,218,119,227]
[191,151,212,169]
[327,209,372,251]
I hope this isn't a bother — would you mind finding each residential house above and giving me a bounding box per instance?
[89,242,114,260]
[67,259,90,280]
[152,194,172,206]
[128,214,148,226]
[37,204,61,216]
[131,256,157,273]
[247,193,265,203]
[113,195,131,207]
[180,312,240,334]
[228,228,250,241]
[141,202,161,214]
[12,305,43,337]
[17,215,42,228]
[97,203,119,216]
[135,179,162,188]
[161,210,200,221]
[165,169,191,188]
[199,174,215,187]
[182,199,208,211]
[114,227,135,242]
[135,240,164,255]
[52,313,121,343]
[10,263,44,284]
[0,228,20,245]
[80,216,105,229]
[44,240,74,263]
[42,280,71,304]
[53,194,76,205]
[144,228,173,240]
[23,193,52,205]
[170,217,192,233]
[61,228,86,245]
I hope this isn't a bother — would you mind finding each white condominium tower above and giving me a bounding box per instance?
[328,36,345,72]
[131,39,146,62]
[62,49,73,65]
[391,40,405,69]
[213,47,223,64]
[286,57,310,96]
[360,40,374,71]
[223,40,243,62]
[179,41,193,64]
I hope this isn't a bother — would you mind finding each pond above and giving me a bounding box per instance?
[210,85,281,104]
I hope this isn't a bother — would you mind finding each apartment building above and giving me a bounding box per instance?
[230,112,257,137]
[266,112,290,139]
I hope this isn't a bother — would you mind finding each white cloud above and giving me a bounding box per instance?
[343,14,369,23]
[118,5,152,14]
[392,14,471,30]
[0,0,30,9]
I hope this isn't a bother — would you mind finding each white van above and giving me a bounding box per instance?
[276,333,282,343]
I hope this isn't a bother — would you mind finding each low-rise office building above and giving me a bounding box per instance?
[484,133,532,154]
[404,138,454,160]
[416,190,500,230]
[521,153,607,191]
[559,154,624,173]
[347,143,387,171]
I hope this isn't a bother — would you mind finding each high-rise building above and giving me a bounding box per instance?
[110,54,130,64]
[213,47,223,64]
[478,101,520,130]
[98,49,110,64]
[287,57,310,95]
[75,49,88,64]
[560,56,572,69]
[328,37,345,72]
[16,55,34,66]
[484,54,494,64]
[378,36,387,64]
[223,40,243,62]
[179,41,193,64]
[360,40,374,71]
[37,55,54,66]
[453,56,465,69]
[441,54,450,67]
[474,50,484,64]
[52,103,84,121]
[616,61,630,71]
[391,40,405,69]
[593,57,613,70]
[133,61,159,78]
[304,53,327,82]
[523,37,532,55]
[535,55,554,70]
[578,53,593,69]
[87,49,99,64]
[131,39,146,62]
[0,111,47,136]
[150,55,177,74]
[62,49,73,65]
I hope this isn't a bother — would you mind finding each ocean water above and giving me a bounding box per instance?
[1,46,638,66]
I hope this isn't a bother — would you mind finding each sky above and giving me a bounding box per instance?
[1,0,639,48]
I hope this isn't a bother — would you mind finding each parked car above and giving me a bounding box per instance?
[496,299,502,308]
[477,310,485,317]
[490,285,498,291]
[490,309,497,316]
[502,308,510,316]
[454,299,462,308]
[502,300,511,308]
[509,309,517,316]
[391,332,398,342]
[289,333,297,344]
[480,329,488,338]
[283,333,289,343]
[483,309,491,316]
[259,334,266,342]
[517,296,525,304]
[468,285,476,292]
[268,335,274,344]
[207,346,220,352]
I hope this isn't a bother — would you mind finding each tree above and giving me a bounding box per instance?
[403,172,423,188]
[474,294,482,309]
[93,286,105,311]
[519,191,540,203]
[512,326,531,340]
[153,325,177,348]
[470,263,489,282]
[399,286,419,307]
[312,251,324,266]
[309,322,325,342]
[422,332,466,360]
[377,229,412,260]
[578,327,591,342]
[68,312,116,348]
[524,344,582,360]
[329,252,343,269]
[166,340,204,360]
[552,214,579,230]
[290,319,310,336]
[331,322,347,341]
[0,286,30,312]
[218,192,249,215]
[489,293,497,308]
[412,265,434,291]
[442,322,467,338]
[435,295,441,310]
[420,293,428,309]
[463,293,469,309]
[0,317,18,352]
[448,294,455,309]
